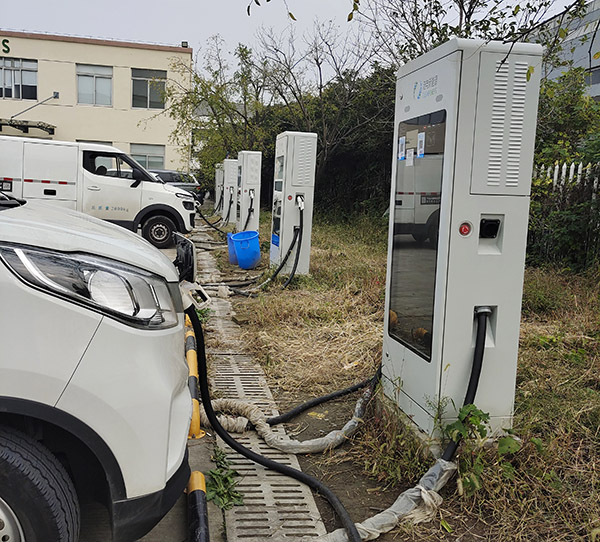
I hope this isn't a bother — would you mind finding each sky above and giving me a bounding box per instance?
[1,0,352,58]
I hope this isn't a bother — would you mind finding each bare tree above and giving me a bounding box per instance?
[357,0,586,68]
[257,22,391,182]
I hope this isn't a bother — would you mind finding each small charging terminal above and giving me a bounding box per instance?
[221,160,237,226]
[268,131,317,276]
[236,151,262,232]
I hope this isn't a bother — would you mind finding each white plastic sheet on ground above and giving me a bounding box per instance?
[307,459,457,542]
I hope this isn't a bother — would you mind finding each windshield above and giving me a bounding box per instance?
[83,151,158,182]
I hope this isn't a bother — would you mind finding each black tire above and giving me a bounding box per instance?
[0,425,80,542]
[428,223,439,247]
[142,215,176,248]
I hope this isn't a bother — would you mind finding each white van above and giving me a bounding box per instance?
[0,194,193,541]
[0,136,196,248]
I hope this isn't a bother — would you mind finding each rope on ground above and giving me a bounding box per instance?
[198,384,374,454]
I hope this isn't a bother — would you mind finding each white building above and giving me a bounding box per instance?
[542,0,600,98]
[0,30,192,170]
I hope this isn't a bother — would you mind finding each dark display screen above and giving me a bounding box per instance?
[388,110,446,361]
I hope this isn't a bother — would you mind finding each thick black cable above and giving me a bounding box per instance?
[215,191,223,213]
[250,226,299,291]
[267,375,376,426]
[197,204,223,227]
[197,208,227,237]
[282,206,304,289]
[227,219,301,297]
[186,306,362,542]
[242,197,254,232]
[223,194,233,226]
[441,309,490,462]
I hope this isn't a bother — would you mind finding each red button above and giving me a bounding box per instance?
[459,222,471,236]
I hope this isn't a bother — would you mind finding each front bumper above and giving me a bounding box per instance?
[111,449,190,542]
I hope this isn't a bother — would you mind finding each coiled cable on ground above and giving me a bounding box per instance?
[197,373,378,454]
[185,306,362,542]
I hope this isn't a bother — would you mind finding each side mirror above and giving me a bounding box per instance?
[130,169,144,188]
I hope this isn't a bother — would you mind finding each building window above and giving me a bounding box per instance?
[132,68,166,109]
[131,143,165,169]
[585,67,600,86]
[0,57,37,100]
[77,64,112,106]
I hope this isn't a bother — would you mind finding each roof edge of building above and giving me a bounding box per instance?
[0,29,193,55]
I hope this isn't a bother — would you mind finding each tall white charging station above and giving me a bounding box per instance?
[382,38,543,435]
[236,151,262,232]
[222,159,237,226]
[269,132,317,275]
[214,162,224,216]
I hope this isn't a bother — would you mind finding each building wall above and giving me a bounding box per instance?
[0,31,192,170]
[543,0,600,98]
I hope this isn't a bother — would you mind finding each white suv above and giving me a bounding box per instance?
[0,195,192,541]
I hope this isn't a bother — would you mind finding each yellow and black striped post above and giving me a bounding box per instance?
[186,315,205,439]
[188,471,210,542]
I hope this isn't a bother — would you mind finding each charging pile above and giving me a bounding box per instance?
[382,38,542,435]
[200,131,318,294]
[189,38,542,541]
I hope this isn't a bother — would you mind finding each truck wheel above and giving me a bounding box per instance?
[0,425,80,542]
[142,215,176,248]
[428,223,439,247]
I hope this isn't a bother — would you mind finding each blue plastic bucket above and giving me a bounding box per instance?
[227,233,238,265]
[232,231,261,270]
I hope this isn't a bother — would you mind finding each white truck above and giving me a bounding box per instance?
[0,193,193,541]
[0,136,196,248]
[393,123,444,244]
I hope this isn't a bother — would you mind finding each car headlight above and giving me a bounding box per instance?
[175,192,193,199]
[0,244,181,329]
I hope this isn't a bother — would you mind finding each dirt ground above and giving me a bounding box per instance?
[269,390,423,541]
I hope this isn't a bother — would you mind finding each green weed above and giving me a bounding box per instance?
[205,448,244,510]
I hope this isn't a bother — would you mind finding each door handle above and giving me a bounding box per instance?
[87,186,101,191]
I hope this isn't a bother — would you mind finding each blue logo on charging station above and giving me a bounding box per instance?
[413,82,422,100]
[413,76,438,100]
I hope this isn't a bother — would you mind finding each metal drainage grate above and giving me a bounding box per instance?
[211,356,326,539]
[194,227,326,540]
[218,433,326,540]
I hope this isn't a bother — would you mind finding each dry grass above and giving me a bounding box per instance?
[362,269,600,541]
[208,210,600,540]
[234,212,388,395]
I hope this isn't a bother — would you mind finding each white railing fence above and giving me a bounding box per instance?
[533,161,600,196]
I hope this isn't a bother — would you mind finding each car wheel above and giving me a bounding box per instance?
[0,425,80,542]
[142,215,176,248]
